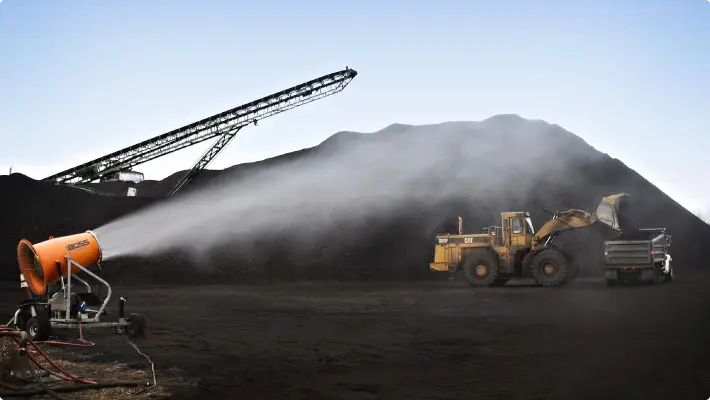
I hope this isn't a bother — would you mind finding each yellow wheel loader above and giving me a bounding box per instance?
[429,194,629,287]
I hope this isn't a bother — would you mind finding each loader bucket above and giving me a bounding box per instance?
[594,193,631,234]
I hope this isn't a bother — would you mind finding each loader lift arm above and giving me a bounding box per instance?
[531,193,630,251]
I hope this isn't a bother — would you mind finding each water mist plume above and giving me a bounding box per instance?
[93,115,600,262]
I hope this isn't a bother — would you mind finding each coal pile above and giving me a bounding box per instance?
[0,174,154,282]
[1,114,708,285]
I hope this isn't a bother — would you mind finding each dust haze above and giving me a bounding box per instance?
[94,115,600,262]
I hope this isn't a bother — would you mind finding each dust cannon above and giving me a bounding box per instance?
[7,231,146,341]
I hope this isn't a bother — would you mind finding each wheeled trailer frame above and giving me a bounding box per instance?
[7,255,146,341]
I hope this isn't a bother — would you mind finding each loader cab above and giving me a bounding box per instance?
[482,225,503,246]
[501,212,534,249]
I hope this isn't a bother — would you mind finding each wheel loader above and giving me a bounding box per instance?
[429,193,629,287]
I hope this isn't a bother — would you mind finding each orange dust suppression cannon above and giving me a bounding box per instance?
[8,231,146,342]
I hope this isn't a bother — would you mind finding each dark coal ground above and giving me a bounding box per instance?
[2,115,710,398]
[1,274,709,399]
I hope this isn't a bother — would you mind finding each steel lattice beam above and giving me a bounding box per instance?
[166,126,242,197]
[44,67,358,184]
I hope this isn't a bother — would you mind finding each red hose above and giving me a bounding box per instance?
[36,323,95,348]
[27,339,96,384]
[0,325,96,385]
[26,350,76,383]
[0,381,22,390]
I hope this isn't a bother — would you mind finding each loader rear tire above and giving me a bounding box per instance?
[531,248,569,287]
[463,251,499,287]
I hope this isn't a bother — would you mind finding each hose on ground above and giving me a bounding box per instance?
[0,381,143,397]
[26,336,96,384]
[1,326,96,384]
[2,318,158,395]
[36,322,96,348]
[128,338,157,395]
[28,366,70,400]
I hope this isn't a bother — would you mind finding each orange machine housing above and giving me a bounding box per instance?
[16,231,103,295]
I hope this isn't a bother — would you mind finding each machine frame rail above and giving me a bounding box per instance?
[44,67,358,185]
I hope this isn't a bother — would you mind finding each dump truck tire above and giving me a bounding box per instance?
[462,250,499,287]
[665,264,674,282]
[531,248,569,287]
[654,265,661,285]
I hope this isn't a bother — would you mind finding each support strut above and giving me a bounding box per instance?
[166,126,242,196]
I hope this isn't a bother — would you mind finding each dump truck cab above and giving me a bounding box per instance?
[430,193,629,287]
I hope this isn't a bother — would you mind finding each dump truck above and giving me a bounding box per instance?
[429,193,629,287]
[603,228,673,286]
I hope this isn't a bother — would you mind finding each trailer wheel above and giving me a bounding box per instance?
[531,248,569,287]
[24,307,51,342]
[605,278,618,287]
[127,313,147,339]
[462,251,499,287]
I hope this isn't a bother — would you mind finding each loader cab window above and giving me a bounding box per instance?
[525,217,535,234]
[511,218,523,234]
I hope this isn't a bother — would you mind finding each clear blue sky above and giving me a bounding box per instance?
[0,0,708,213]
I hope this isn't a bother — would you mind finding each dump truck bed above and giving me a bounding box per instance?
[604,230,668,266]
[603,228,671,285]
[604,240,654,266]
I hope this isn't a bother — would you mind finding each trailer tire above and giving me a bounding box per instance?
[531,248,569,287]
[606,278,618,287]
[462,251,499,287]
[127,313,147,339]
[24,307,51,342]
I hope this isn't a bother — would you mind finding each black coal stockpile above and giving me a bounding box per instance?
[0,175,154,282]
[1,115,708,285]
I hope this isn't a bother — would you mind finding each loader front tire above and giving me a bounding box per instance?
[463,250,499,287]
[531,248,569,287]
[567,254,580,282]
